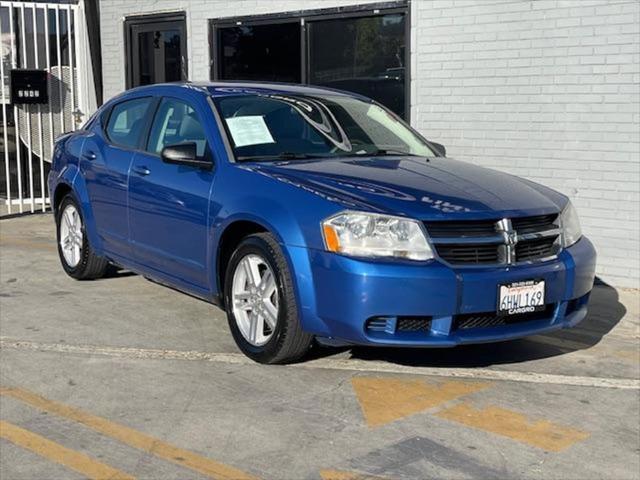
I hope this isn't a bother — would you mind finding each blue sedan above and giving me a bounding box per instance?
[48,82,596,363]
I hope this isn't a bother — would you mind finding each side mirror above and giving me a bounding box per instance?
[430,142,446,157]
[161,143,212,170]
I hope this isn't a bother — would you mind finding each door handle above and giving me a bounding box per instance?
[82,150,97,161]
[132,166,151,176]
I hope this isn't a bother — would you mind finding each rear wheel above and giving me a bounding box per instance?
[224,233,312,364]
[56,194,108,280]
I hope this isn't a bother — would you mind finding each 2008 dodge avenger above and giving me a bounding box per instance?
[48,82,596,364]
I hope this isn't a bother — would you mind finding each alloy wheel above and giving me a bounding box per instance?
[231,254,279,346]
[59,204,83,268]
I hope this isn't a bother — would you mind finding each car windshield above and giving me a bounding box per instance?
[213,93,436,161]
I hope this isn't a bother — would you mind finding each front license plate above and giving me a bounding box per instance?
[498,280,545,316]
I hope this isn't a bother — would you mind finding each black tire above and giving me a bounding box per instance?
[224,232,312,364]
[56,194,109,280]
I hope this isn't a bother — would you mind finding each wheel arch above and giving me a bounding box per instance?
[52,168,103,255]
[52,183,73,215]
[215,219,270,305]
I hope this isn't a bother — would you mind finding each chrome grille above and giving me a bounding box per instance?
[512,214,558,234]
[436,244,499,264]
[425,220,498,238]
[516,236,558,262]
[424,214,560,266]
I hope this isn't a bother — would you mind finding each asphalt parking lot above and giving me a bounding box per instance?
[1,213,639,480]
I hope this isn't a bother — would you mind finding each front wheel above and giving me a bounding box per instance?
[56,194,108,280]
[224,233,312,364]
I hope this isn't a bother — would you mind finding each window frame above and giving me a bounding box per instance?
[208,1,410,120]
[102,96,158,151]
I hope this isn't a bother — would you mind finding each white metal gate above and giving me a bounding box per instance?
[0,1,94,215]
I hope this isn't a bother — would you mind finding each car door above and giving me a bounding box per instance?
[81,97,155,258]
[128,95,214,289]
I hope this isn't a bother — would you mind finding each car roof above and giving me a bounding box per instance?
[120,81,365,100]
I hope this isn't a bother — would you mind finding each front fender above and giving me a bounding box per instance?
[210,209,326,334]
[209,165,343,333]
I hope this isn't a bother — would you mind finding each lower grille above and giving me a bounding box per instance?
[365,317,391,332]
[397,317,432,332]
[365,316,432,334]
[453,304,555,331]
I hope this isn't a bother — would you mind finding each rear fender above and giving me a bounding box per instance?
[53,165,104,255]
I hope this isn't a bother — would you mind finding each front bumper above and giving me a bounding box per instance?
[289,237,597,346]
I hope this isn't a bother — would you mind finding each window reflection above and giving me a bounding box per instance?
[214,93,433,160]
[308,14,406,118]
[214,11,408,119]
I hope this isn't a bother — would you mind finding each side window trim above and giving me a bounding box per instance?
[102,96,157,151]
[138,97,162,153]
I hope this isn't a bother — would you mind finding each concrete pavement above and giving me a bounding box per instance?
[1,213,639,479]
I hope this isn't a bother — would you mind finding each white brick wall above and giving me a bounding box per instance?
[99,0,640,287]
[412,0,640,287]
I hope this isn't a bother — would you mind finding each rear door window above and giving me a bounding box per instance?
[105,97,154,149]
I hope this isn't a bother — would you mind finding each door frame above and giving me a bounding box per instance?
[123,12,188,90]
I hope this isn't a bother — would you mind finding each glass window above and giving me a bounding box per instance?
[126,16,187,89]
[147,98,208,158]
[135,28,183,86]
[215,93,434,161]
[308,13,407,118]
[105,97,153,149]
[217,22,301,83]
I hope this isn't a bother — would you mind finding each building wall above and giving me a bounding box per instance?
[99,0,640,288]
[412,0,639,288]
[99,0,379,100]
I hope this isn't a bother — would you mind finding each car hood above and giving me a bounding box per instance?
[249,156,567,219]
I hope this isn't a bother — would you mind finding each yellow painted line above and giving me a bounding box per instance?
[351,377,490,427]
[0,387,258,480]
[436,402,590,452]
[0,420,135,480]
[320,469,388,480]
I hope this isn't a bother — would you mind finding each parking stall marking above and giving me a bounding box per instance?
[436,402,590,452]
[0,387,259,480]
[351,377,490,427]
[0,420,136,480]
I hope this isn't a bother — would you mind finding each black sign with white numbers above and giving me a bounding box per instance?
[10,69,49,105]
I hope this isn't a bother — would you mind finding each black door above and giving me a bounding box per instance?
[126,14,187,88]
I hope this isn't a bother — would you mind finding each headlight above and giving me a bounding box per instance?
[321,211,434,261]
[560,201,582,247]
